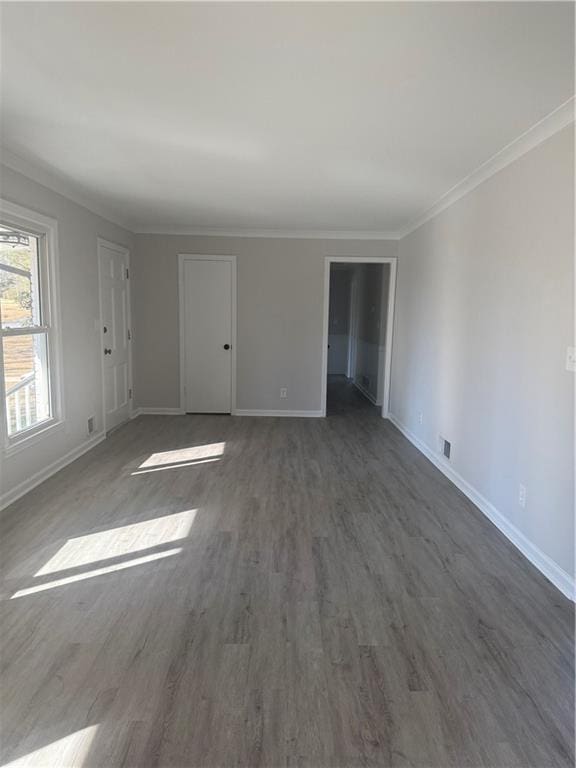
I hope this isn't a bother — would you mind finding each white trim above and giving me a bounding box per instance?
[3,420,66,458]
[1,148,134,232]
[97,238,134,433]
[353,380,379,406]
[0,432,106,512]
[399,96,575,238]
[321,256,397,419]
[136,226,401,240]
[0,198,65,452]
[388,413,575,602]
[234,409,323,418]
[178,254,237,415]
[135,407,185,416]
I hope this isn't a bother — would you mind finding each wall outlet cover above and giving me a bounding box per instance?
[519,484,527,508]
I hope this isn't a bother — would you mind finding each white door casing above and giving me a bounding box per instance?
[179,255,236,414]
[321,256,397,418]
[98,239,131,431]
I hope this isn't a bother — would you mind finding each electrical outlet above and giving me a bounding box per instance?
[518,484,527,508]
[566,347,576,372]
[417,412,423,425]
[280,387,288,399]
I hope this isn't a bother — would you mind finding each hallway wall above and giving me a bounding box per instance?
[328,268,352,375]
[353,263,390,404]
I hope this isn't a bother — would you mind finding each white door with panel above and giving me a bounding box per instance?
[99,241,130,431]
[181,258,233,413]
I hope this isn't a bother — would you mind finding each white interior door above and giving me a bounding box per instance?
[182,258,233,413]
[99,241,130,431]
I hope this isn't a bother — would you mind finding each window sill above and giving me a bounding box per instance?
[3,418,65,458]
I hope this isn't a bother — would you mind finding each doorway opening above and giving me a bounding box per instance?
[321,257,396,417]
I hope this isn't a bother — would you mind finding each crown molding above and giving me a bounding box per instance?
[3,95,573,243]
[0,148,135,232]
[133,226,401,240]
[398,96,575,239]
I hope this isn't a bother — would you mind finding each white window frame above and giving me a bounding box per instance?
[0,199,64,454]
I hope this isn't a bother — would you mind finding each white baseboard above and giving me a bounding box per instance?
[388,414,575,602]
[0,432,106,512]
[353,380,382,406]
[234,409,323,418]
[134,407,324,418]
[135,407,185,416]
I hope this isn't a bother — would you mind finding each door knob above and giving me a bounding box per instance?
[104,348,112,355]
[223,344,230,350]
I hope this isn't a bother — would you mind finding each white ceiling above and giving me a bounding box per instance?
[1,2,574,236]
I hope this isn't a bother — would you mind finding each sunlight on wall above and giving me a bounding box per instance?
[35,509,197,576]
[4,725,99,767]
[11,548,182,599]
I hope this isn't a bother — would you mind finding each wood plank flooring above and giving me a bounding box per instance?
[1,376,574,767]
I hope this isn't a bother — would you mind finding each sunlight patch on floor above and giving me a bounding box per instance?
[35,509,197,576]
[139,443,226,468]
[3,725,99,767]
[11,547,183,599]
[131,457,220,475]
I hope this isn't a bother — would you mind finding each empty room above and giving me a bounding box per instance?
[0,2,574,767]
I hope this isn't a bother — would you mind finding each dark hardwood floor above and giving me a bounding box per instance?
[1,375,573,767]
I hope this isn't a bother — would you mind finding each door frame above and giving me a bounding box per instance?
[178,254,237,415]
[347,269,358,379]
[97,237,133,433]
[321,256,397,418]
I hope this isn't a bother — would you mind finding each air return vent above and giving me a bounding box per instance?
[440,436,451,460]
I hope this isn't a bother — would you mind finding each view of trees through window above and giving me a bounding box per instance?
[0,227,50,435]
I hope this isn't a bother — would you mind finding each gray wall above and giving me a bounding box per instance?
[132,236,398,412]
[328,268,352,375]
[357,264,384,345]
[390,125,575,577]
[0,164,133,501]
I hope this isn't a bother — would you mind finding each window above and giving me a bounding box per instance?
[0,200,62,450]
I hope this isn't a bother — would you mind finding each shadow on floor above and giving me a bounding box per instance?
[326,374,380,417]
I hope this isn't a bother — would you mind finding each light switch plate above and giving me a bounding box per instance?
[566,347,576,372]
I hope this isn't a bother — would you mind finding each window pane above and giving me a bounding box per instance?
[3,333,51,435]
[0,227,41,329]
